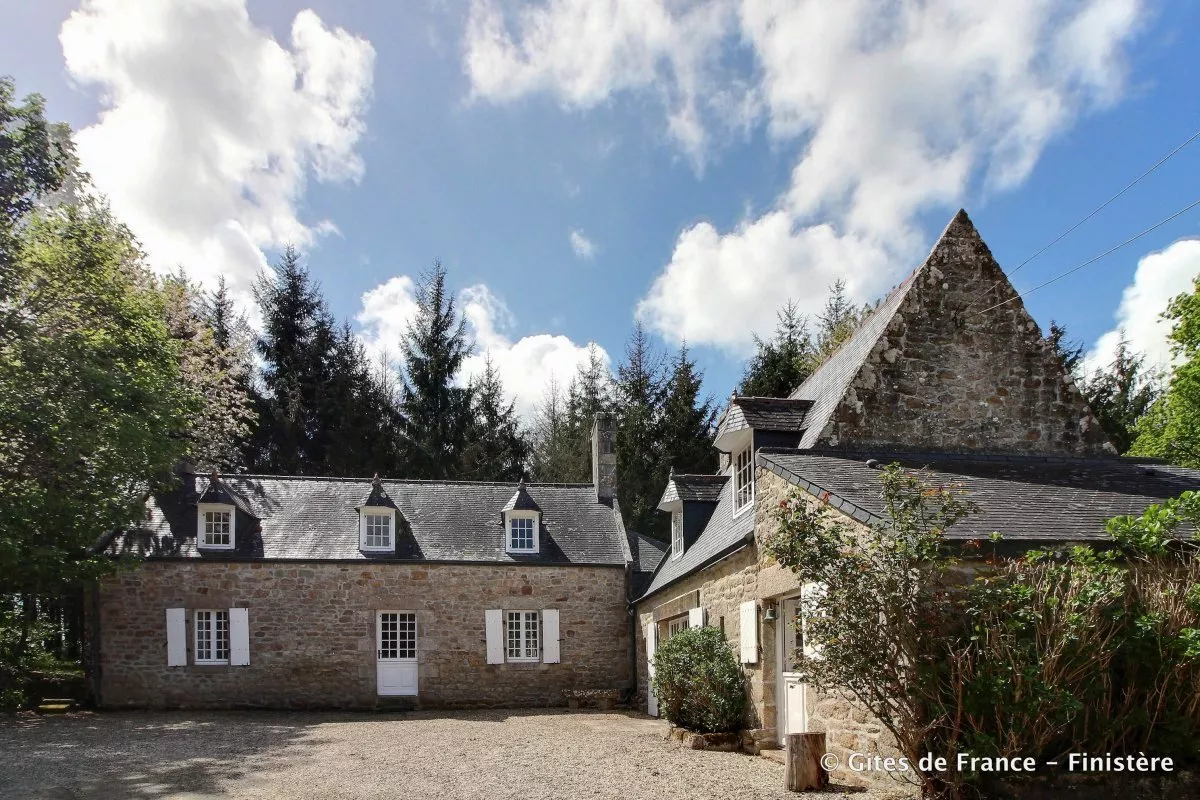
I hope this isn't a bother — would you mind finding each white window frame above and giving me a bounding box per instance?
[359,506,395,552]
[666,615,688,640]
[194,609,230,665]
[732,443,754,516]
[197,503,235,549]
[506,610,540,662]
[670,511,683,559]
[505,511,540,554]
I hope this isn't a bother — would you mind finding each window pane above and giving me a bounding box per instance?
[365,514,391,548]
[524,612,539,659]
[195,611,212,661]
[510,517,535,550]
[671,513,683,557]
[507,611,522,658]
[203,510,231,546]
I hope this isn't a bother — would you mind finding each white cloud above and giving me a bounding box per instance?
[569,228,596,259]
[465,0,1144,352]
[1084,238,1200,377]
[59,0,374,308]
[356,278,608,424]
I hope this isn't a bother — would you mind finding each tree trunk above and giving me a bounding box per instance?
[785,732,829,792]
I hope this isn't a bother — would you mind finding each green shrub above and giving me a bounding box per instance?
[652,626,746,733]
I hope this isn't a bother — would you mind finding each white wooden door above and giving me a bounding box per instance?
[645,623,658,716]
[777,596,807,742]
[377,611,418,696]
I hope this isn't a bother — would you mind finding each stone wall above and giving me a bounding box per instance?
[637,468,907,789]
[820,211,1113,456]
[95,561,630,709]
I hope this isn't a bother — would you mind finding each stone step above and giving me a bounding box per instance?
[373,696,418,712]
[759,748,786,765]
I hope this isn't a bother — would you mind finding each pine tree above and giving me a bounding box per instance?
[460,355,529,481]
[529,377,573,481]
[660,343,718,477]
[251,245,329,474]
[204,276,260,468]
[811,279,863,363]
[1047,320,1084,377]
[738,301,814,397]
[614,323,666,537]
[1084,332,1160,454]
[398,262,475,479]
[529,347,613,482]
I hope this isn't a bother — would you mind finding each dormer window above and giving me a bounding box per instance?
[198,503,235,549]
[361,510,394,551]
[358,474,400,553]
[671,511,683,559]
[733,444,754,515]
[501,480,541,555]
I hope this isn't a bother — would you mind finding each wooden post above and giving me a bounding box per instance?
[785,732,829,792]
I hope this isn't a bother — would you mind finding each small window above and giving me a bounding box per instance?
[194,609,230,664]
[733,444,754,515]
[670,511,683,559]
[508,516,536,552]
[667,616,687,640]
[198,505,235,549]
[506,610,540,661]
[364,514,392,549]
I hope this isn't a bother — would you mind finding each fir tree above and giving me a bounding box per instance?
[398,262,474,479]
[738,301,814,397]
[1047,320,1084,377]
[460,355,529,481]
[614,323,666,537]
[1084,332,1160,454]
[529,377,574,481]
[811,279,863,363]
[660,344,718,477]
[529,348,613,483]
[251,245,328,473]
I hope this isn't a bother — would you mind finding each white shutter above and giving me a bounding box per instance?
[802,583,827,660]
[166,608,186,666]
[485,609,504,664]
[542,609,560,663]
[739,600,758,663]
[688,606,706,628]
[645,623,658,717]
[229,607,250,666]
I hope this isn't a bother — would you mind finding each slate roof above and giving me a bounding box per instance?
[501,481,541,514]
[757,449,1200,541]
[659,473,727,508]
[788,273,915,449]
[118,473,627,566]
[628,532,668,574]
[720,397,813,434]
[640,473,754,600]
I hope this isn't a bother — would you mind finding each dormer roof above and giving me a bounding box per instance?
[714,396,813,451]
[657,473,728,510]
[358,474,399,511]
[196,471,252,515]
[501,480,541,520]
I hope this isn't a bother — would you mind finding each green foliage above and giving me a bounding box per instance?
[764,469,1200,796]
[614,324,666,536]
[651,626,746,733]
[738,281,867,398]
[1131,271,1200,465]
[0,200,195,601]
[1046,320,1083,377]
[460,355,528,481]
[1082,332,1160,454]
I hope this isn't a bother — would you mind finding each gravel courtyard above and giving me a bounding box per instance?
[0,709,908,800]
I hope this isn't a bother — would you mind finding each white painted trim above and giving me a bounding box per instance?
[739,600,758,663]
[485,609,504,664]
[197,503,236,549]
[670,511,683,560]
[193,609,230,665]
[731,438,755,518]
[165,608,186,666]
[229,607,250,666]
[505,610,541,661]
[801,582,827,660]
[504,510,541,554]
[542,609,560,663]
[359,506,395,552]
[645,622,658,716]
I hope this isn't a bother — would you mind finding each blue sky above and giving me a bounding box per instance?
[4,0,1200,421]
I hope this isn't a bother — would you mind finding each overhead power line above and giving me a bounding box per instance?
[974,196,1200,317]
[965,124,1200,311]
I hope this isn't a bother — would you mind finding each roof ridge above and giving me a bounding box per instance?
[196,473,596,488]
[759,448,1148,467]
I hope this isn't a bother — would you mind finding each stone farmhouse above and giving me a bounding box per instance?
[91,417,636,709]
[632,210,1200,786]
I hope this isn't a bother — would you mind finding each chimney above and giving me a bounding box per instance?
[590,413,617,502]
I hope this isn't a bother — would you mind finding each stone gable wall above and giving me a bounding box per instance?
[95,561,630,709]
[821,215,1113,456]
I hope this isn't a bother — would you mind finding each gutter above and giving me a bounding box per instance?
[633,530,755,607]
